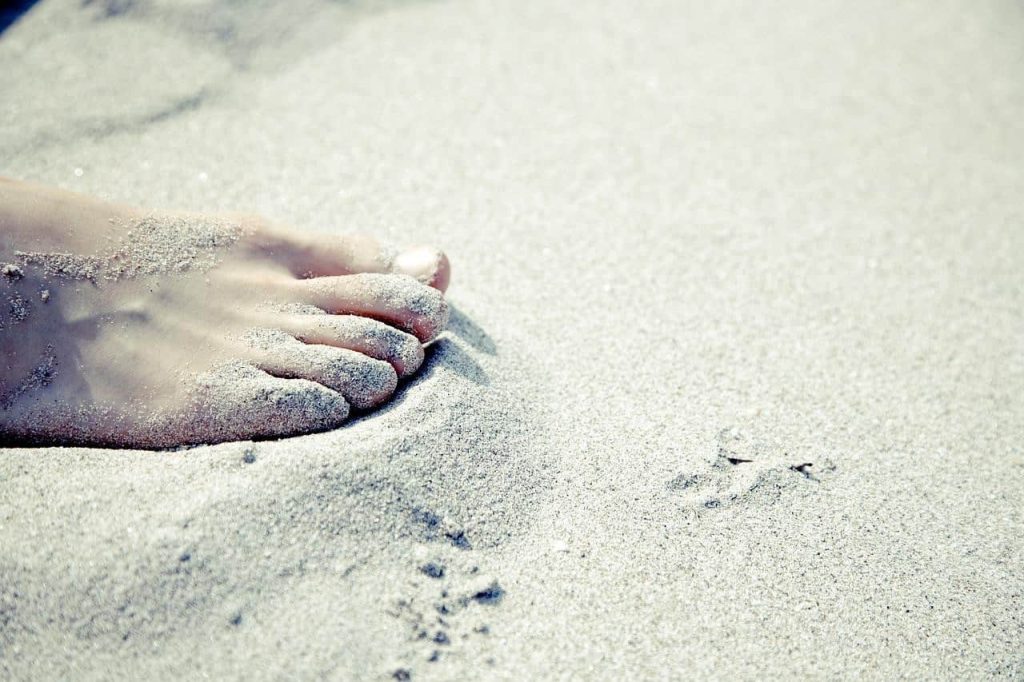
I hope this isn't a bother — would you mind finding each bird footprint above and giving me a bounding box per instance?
[667,427,834,509]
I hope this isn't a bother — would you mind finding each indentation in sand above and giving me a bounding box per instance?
[388,543,506,674]
[668,426,836,510]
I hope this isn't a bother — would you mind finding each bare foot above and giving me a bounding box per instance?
[0,178,451,448]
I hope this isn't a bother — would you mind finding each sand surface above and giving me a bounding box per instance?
[2,0,1023,679]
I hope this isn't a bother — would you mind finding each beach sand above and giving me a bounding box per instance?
[1,0,1022,678]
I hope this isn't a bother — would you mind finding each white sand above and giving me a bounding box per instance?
[1,0,1022,679]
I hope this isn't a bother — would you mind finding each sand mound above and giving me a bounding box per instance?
[0,311,555,679]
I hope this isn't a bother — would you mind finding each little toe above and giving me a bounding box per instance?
[279,314,425,378]
[295,273,449,343]
[248,330,398,410]
[189,361,351,443]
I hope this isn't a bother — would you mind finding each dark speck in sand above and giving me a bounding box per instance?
[412,508,441,530]
[433,631,450,645]
[472,582,505,605]
[445,529,471,550]
[411,508,472,549]
[667,473,699,490]
[392,668,412,680]
[179,552,191,563]
[790,462,817,480]
[229,612,243,626]
[420,562,445,579]
[242,449,257,464]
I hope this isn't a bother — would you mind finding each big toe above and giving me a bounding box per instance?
[251,219,449,291]
[393,246,451,293]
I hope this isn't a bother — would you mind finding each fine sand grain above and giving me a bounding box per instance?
[1,0,1023,680]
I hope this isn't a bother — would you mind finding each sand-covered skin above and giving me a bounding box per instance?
[1,205,434,447]
[14,214,243,282]
[1,0,1023,680]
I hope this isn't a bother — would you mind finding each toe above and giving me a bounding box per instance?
[279,313,425,378]
[253,221,451,291]
[393,246,451,292]
[251,219,394,278]
[248,330,398,410]
[189,361,351,443]
[295,273,449,343]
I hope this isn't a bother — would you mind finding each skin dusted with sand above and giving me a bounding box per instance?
[0,177,451,448]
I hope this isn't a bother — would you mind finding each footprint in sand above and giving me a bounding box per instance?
[667,426,836,510]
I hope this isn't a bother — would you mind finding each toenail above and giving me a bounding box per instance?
[394,246,449,291]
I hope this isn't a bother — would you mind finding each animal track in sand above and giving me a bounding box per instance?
[387,544,504,679]
[667,427,836,510]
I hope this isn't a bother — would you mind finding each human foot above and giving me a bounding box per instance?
[0,178,451,448]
